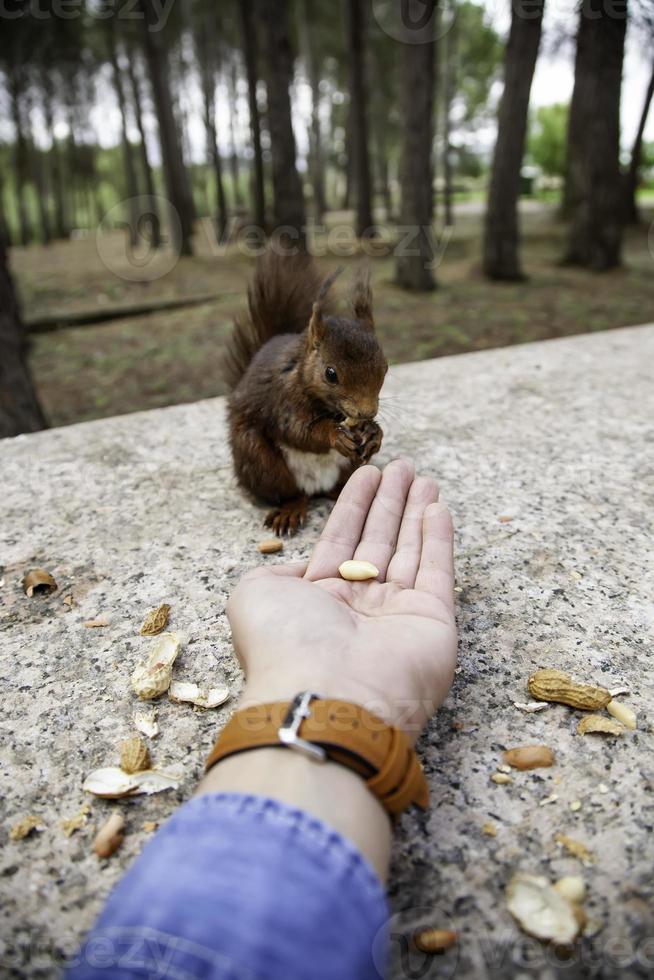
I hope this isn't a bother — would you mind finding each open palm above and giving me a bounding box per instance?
[227,460,457,742]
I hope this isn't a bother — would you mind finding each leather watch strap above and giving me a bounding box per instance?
[205,693,429,818]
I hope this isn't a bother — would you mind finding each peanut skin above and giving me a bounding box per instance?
[503,745,555,770]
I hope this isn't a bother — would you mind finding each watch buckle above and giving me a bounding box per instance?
[278,691,327,762]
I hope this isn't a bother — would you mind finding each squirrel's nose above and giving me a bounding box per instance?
[355,401,378,421]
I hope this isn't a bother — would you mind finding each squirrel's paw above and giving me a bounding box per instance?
[357,420,383,463]
[332,425,362,461]
[265,496,308,536]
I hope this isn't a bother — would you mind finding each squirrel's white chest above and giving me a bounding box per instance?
[280,445,343,496]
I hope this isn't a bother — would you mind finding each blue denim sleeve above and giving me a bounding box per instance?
[66,793,389,980]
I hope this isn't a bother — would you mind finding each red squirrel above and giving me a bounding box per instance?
[223,249,388,534]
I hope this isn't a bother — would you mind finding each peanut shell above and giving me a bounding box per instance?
[120,737,151,774]
[527,669,611,710]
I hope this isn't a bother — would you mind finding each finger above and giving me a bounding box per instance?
[305,465,382,580]
[415,502,455,611]
[242,561,308,583]
[352,458,415,582]
[385,476,440,589]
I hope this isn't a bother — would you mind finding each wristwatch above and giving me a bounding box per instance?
[205,691,429,818]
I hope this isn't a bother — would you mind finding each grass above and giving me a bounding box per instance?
[11,204,654,428]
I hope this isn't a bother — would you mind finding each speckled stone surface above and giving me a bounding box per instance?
[1,325,653,979]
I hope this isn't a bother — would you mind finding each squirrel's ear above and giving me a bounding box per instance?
[352,265,374,331]
[307,302,325,347]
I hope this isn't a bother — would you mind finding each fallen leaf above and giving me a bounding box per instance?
[61,803,91,837]
[23,569,57,598]
[506,874,580,945]
[10,814,46,840]
[140,604,171,636]
[83,617,110,629]
[554,833,595,864]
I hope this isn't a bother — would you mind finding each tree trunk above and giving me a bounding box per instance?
[108,29,141,247]
[43,87,68,240]
[201,65,229,242]
[227,62,244,208]
[9,71,31,247]
[259,0,306,249]
[563,0,627,270]
[0,171,11,248]
[623,58,654,225]
[395,0,437,291]
[299,0,327,222]
[30,144,52,246]
[483,0,544,281]
[65,105,80,231]
[239,0,266,229]
[375,125,393,223]
[138,0,194,256]
[443,7,457,228]
[346,0,374,237]
[25,91,52,246]
[342,104,354,210]
[0,241,47,438]
[126,53,162,248]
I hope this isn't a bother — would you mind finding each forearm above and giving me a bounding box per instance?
[197,745,392,881]
[67,787,389,980]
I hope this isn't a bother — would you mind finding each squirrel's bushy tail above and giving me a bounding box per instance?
[223,248,335,390]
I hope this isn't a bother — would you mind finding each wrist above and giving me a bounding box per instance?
[241,675,431,744]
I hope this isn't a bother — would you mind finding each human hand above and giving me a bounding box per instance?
[227,459,457,742]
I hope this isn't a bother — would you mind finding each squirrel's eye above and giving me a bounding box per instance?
[325,366,338,384]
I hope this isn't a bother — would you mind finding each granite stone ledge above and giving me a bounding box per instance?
[1,325,653,978]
